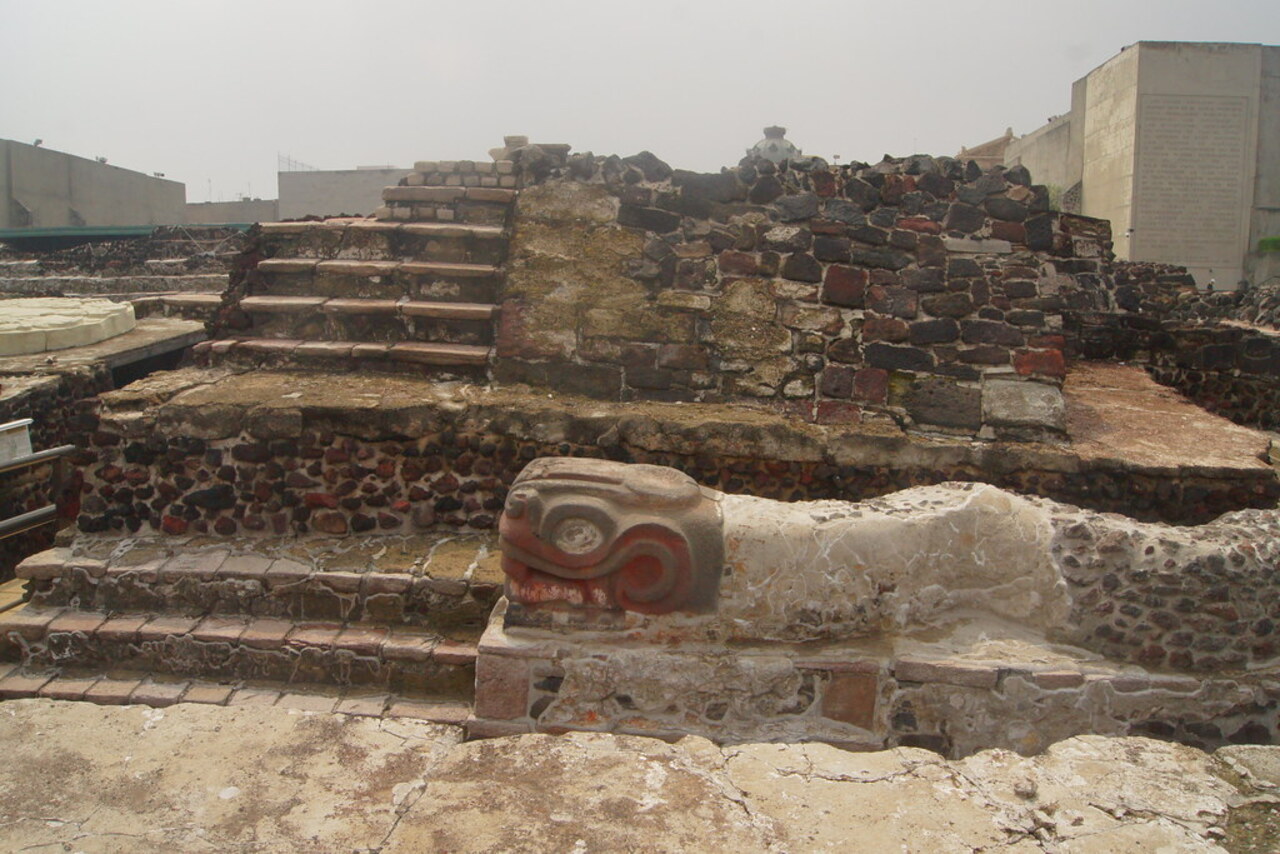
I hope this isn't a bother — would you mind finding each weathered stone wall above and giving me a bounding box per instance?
[1069,311,1280,430]
[0,368,107,577]
[495,153,1112,439]
[73,370,1279,542]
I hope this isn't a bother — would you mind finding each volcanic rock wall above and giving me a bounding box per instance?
[495,152,1112,440]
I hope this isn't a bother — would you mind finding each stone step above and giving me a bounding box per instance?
[240,295,496,320]
[0,605,478,698]
[237,296,497,346]
[251,257,501,302]
[0,664,471,723]
[18,546,500,630]
[258,220,507,265]
[197,338,491,377]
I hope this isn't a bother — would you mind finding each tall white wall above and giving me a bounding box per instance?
[277,168,408,220]
[1,140,184,228]
[1079,46,1140,261]
[1129,42,1262,288]
[1249,47,1280,286]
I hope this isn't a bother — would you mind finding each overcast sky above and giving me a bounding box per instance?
[2,0,1277,203]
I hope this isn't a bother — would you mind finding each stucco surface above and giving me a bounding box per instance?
[0,699,1273,853]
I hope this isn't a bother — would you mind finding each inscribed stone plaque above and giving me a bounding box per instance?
[1133,94,1249,265]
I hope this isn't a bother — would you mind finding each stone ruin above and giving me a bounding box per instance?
[0,137,1277,762]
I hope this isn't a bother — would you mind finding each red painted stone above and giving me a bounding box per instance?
[896,217,941,235]
[852,368,889,403]
[862,316,909,343]
[990,220,1026,243]
[160,515,188,535]
[811,170,838,198]
[304,492,339,509]
[312,512,348,535]
[816,401,862,425]
[822,265,867,308]
[717,251,759,275]
[1013,349,1066,378]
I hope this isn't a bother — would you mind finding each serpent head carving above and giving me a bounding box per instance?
[499,458,724,618]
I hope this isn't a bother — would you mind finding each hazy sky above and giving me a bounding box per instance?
[2,0,1277,203]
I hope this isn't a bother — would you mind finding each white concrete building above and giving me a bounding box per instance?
[1004,42,1280,289]
[0,139,184,229]
[277,166,409,220]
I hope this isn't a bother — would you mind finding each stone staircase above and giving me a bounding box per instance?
[196,162,520,379]
[0,532,500,720]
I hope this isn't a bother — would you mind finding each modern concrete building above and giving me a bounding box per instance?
[277,166,409,220]
[1003,42,1280,289]
[185,198,279,225]
[0,139,185,230]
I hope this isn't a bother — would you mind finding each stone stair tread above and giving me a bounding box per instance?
[241,295,329,312]
[400,301,497,320]
[259,221,504,239]
[388,342,490,365]
[240,340,489,364]
[0,604,478,664]
[315,259,401,275]
[321,298,400,314]
[0,663,472,723]
[161,293,223,306]
[398,261,498,277]
[257,258,318,272]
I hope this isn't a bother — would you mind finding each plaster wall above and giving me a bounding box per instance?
[278,168,408,220]
[1004,119,1073,200]
[0,140,184,228]
[1249,47,1280,286]
[1130,42,1262,288]
[1080,46,1139,263]
[185,199,278,225]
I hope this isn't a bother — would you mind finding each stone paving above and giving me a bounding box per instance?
[0,698,1277,852]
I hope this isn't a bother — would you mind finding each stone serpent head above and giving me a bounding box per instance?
[499,458,724,618]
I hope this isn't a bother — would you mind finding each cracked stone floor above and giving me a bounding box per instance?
[1,699,1278,852]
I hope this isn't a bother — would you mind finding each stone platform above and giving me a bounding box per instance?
[75,360,1279,546]
[474,599,1280,757]
[0,698,1276,852]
